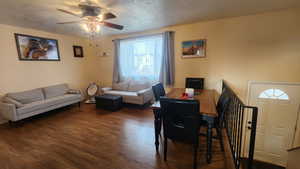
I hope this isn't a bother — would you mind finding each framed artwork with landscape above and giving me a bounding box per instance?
[182,39,206,58]
[14,33,60,61]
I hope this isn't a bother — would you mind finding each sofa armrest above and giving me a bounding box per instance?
[102,87,112,92]
[0,102,17,121]
[137,88,154,104]
[137,88,152,96]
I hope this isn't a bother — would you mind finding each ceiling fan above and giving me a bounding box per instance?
[57,0,124,31]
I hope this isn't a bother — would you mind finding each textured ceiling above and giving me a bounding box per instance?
[0,0,299,37]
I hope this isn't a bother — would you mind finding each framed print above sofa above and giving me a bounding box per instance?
[14,33,60,61]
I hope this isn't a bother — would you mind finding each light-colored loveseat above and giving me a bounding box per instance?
[0,84,83,122]
[102,80,154,105]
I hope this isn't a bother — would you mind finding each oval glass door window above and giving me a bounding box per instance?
[258,88,289,100]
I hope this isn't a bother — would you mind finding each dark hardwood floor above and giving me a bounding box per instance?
[0,104,234,169]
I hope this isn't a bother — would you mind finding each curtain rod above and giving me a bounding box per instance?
[112,31,174,42]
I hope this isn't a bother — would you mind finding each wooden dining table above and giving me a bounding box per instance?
[151,88,218,163]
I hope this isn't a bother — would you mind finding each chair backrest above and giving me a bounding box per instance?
[185,78,204,90]
[160,97,201,144]
[216,89,232,125]
[152,83,166,101]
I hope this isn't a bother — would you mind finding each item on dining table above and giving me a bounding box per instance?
[185,88,194,98]
[180,92,189,99]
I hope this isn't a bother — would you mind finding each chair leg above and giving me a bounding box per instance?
[216,127,224,152]
[154,110,162,151]
[206,124,213,163]
[164,138,168,161]
[193,144,198,169]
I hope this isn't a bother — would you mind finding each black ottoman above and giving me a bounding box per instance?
[95,95,123,111]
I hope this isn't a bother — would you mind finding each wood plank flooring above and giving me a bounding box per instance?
[0,104,234,169]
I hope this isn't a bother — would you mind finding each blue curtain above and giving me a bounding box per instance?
[112,39,121,83]
[160,31,175,86]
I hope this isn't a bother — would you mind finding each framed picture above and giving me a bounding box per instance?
[182,39,206,58]
[73,46,84,58]
[14,33,60,61]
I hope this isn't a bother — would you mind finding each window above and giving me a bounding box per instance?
[119,34,163,82]
[258,89,289,100]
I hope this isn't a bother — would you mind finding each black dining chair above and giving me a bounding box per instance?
[160,97,201,169]
[152,83,166,101]
[152,83,166,150]
[200,89,232,151]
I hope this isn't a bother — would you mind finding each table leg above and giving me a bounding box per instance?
[153,109,162,151]
[206,122,213,163]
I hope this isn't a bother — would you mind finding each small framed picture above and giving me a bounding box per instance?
[182,39,206,58]
[73,46,83,58]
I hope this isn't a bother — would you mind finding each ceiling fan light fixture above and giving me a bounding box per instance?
[57,0,123,43]
[83,21,101,34]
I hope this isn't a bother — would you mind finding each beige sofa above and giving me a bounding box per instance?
[102,80,154,105]
[0,84,83,122]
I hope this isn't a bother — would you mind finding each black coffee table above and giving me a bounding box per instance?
[95,95,123,111]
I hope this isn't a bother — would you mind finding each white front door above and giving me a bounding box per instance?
[247,82,300,167]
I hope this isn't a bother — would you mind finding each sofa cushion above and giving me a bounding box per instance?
[45,94,81,106]
[7,88,44,104]
[3,97,24,108]
[43,84,69,99]
[17,94,81,115]
[17,100,49,115]
[127,81,150,92]
[112,81,129,91]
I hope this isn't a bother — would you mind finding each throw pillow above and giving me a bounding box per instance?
[66,89,81,94]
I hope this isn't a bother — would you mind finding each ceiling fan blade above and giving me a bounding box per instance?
[102,12,116,20]
[101,22,124,30]
[79,3,101,9]
[57,21,81,24]
[57,9,81,17]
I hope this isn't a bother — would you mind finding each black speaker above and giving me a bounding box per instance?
[185,78,204,90]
